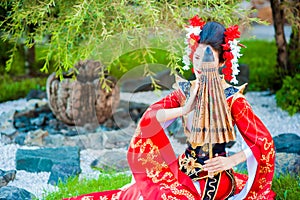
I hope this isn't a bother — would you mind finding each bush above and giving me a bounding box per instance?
[276,74,300,115]
[0,74,47,102]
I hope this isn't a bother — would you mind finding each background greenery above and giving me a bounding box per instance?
[0,0,258,87]
[0,74,46,102]
[239,40,277,91]
[0,0,299,113]
[0,1,299,199]
[0,39,278,101]
[276,74,300,115]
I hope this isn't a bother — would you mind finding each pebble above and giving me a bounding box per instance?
[0,91,299,198]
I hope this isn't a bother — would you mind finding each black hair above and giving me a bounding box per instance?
[199,22,226,63]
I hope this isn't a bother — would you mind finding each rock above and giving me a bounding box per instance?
[0,111,16,144]
[128,102,148,123]
[44,131,104,150]
[0,110,15,129]
[62,129,78,137]
[0,186,35,200]
[273,133,300,155]
[121,69,175,92]
[235,64,249,87]
[14,132,27,145]
[0,169,17,188]
[64,133,104,150]
[27,99,49,110]
[30,115,46,126]
[108,108,133,131]
[113,100,148,127]
[13,104,50,132]
[13,103,53,133]
[102,124,136,149]
[16,146,80,173]
[0,127,18,144]
[233,152,300,176]
[48,163,81,185]
[43,134,66,147]
[91,150,129,172]
[26,89,46,100]
[13,116,30,129]
[24,129,49,146]
[41,124,136,149]
[46,60,120,126]
[275,152,300,176]
[0,127,17,137]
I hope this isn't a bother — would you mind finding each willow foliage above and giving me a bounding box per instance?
[0,0,258,90]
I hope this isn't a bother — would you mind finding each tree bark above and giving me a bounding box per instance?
[270,0,288,75]
[287,1,300,74]
[27,45,36,75]
[26,24,36,76]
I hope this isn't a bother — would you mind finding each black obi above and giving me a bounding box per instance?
[178,143,227,181]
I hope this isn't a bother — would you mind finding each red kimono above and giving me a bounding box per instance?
[64,87,275,200]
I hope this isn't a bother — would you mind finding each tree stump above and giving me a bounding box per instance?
[46,60,120,126]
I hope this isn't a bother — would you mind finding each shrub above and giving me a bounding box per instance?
[0,74,47,102]
[276,74,300,115]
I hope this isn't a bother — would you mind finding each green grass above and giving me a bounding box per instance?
[239,39,278,91]
[0,74,47,102]
[272,173,300,200]
[42,171,131,200]
[42,171,299,200]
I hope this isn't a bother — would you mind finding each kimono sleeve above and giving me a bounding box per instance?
[230,96,276,200]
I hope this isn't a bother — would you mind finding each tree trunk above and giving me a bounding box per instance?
[26,24,36,76]
[287,1,300,74]
[270,0,288,76]
[27,44,36,75]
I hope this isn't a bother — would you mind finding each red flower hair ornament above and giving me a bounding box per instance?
[221,25,243,84]
[182,15,245,84]
[182,15,205,71]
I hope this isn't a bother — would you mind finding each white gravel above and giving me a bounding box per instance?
[0,91,299,199]
[244,91,300,137]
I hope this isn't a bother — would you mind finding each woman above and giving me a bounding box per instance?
[65,17,275,200]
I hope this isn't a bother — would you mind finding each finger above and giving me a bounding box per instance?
[205,162,229,172]
[203,158,226,170]
[203,164,221,171]
[203,164,222,172]
[204,157,221,165]
[203,161,219,169]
